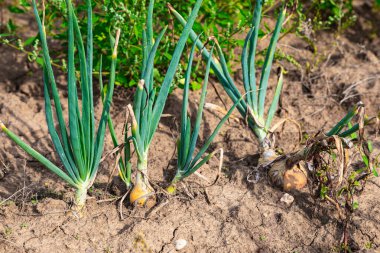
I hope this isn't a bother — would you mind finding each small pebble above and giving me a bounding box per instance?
[280,193,294,207]
[175,239,187,251]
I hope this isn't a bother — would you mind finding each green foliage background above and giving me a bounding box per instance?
[1,0,375,89]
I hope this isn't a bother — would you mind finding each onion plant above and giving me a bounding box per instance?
[0,0,120,209]
[169,1,368,191]
[102,0,204,207]
[166,41,241,194]
[169,0,285,150]
[267,103,367,190]
[169,1,298,187]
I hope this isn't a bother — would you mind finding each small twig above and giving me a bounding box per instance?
[204,103,240,123]
[203,188,212,205]
[145,200,169,218]
[119,189,131,220]
[206,148,224,188]
[209,80,228,112]
[105,151,122,191]
[180,182,195,199]
[96,196,120,204]
[325,195,345,220]
[269,118,302,144]
[0,187,26,206]
[21,160,27,212]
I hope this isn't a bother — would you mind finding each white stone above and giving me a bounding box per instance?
[280,193,294,207]
[175,239,187,251]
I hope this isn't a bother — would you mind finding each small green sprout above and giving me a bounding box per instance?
[20,223,28,229]
[3,226,12,238]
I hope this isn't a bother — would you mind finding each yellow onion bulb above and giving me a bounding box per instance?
[130,176,156,208]
[260,149,307,191]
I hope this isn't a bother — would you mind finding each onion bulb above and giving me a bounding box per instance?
[260,149,307,191]
[130,172,156,208]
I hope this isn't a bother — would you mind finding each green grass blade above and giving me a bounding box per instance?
[248,0,263,114]
[129,105,144,157]
[0,122,77,188]
[43,68,80,183]
[181,117,192,170]
[123,129,132,186]
[32,0,73,163]
[91,30,120,179]
[146,1,155,108]
[67,0,85,179]
[165,6,262,139]
[147,0,154,50]
[133,31,148,127]
[179,38,198,168]
[139,27,168,146]
[184,46,214,169]
[142,27,167,85]
[242,29,253,109]
[189,95,241,170]
[183,152,213,178]
[108,115,126,167]
[346,122,358,139]
[168,5,248,123]
[98,57,126,174]
[213,42,242,102]
[74,85,85,162]
[258,6,286,118]
[327,105,359,136]
[168,5,246,103]
[176,138,182,169]
[265,68,284,130]
[144,88,156,148]
[85,0,95,162]
[72,9,91,167]
[99,57,116,147]
[338,125,358,138]
[141,30,149,79]
[149,0,203,145]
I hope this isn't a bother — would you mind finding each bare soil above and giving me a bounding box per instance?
[1,1,380,253]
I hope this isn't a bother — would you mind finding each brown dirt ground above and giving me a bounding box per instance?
[1,1,380,253]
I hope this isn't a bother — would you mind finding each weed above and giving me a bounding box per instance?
[3,226,12,238]
[20,222,28,229]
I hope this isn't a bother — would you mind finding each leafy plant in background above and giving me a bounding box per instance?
[0,0,120,211]
[102,0,203,207]
[2,0,366,91]
[306,0,356,31]
[0,0,252,89]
